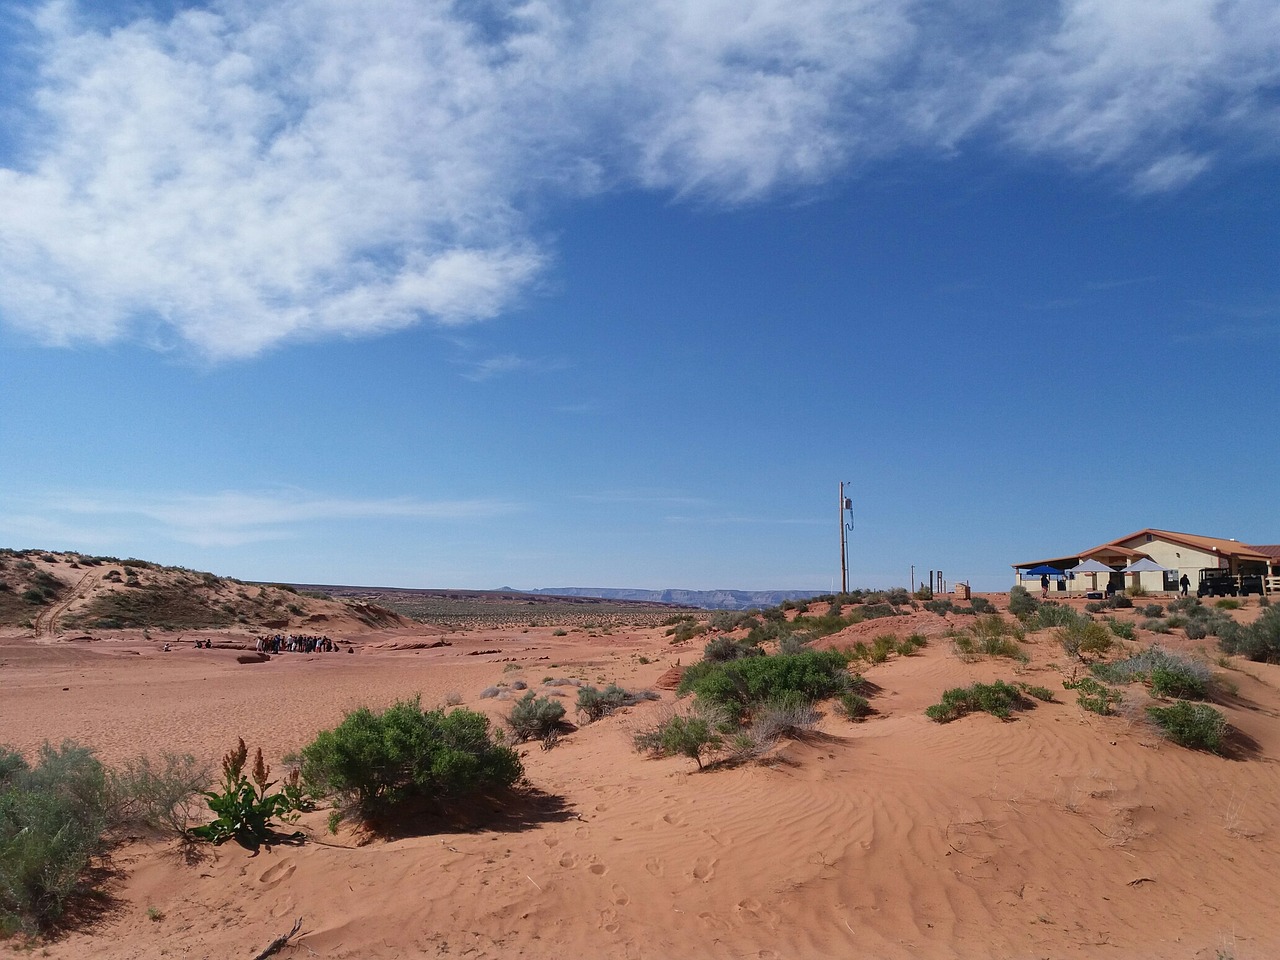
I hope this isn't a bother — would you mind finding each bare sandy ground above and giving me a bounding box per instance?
[3,600,1280,959]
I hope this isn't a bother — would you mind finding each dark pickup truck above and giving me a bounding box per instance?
[1197,569,1239,597]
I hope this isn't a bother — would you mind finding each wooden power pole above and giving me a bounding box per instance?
[839,481,852,594]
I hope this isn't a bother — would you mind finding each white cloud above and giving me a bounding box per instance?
[3,489,522,548]
[0,0,1277,358]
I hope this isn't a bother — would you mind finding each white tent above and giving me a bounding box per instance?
[1120,557,1172,573]
[1072,558,1116,592]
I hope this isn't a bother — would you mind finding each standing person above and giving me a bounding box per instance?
[1040,573,1050,599]
[1180,573,1190,597]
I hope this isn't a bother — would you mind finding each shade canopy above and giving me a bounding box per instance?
[1121,557,1172,573]
[1072,559,1116,573]
[1024,564,1062,575]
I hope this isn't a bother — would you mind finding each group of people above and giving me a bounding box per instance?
[254,633,339,654]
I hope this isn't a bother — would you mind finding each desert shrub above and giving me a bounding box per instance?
[1056,620,1113,660]
[1111,594,1134,609]
[300,698,522,822]
[703,636,762,663]
[1008,585,1039,620]
[836,692,873,720]
[189,740,304,850]
[777,632,814,655]
[1216,598,1242,610]
[970,596,995,614]
[1218,606,1280,663]
[1146,702,1227,753]
[0,742,108,933]
[1141,604,1165,618]
[1184,620,1209,640]
[913,586,933,601]
[1141,618,1172,634]
[1063,676,1123,714]
[669,621,707,643]
[897,633,928,655]
[1033,602,1082,630]
[1018,683,1055,702]
[924,598,955,616]
[750,699,819,742]
[507,693,568,742]
[707,611,759,632]
[925,681,1029,723]
[1084,601,1105,614]
[956,614,1024,661]
[868,634,896,663]
[1105,617,1136,641]
[576,684,658,722]
[633,711,724,770]
[678,650,851,722]
[1092,646,1211,700]
[107,753,211,837]
[1128,584,1148,598]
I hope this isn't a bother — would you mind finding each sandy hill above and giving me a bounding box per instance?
[2,581,1279,958]
[0,548,406,639]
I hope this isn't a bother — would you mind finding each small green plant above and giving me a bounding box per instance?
[146,906,164,922]
[1008,585,1039,620]
[1106,617,1136,641]
[1057,619,1113,660]
[633,712,723,770]
[1146,701,1227,753]
[1215,598,1242,610]
[1018,683,1055,702]
[508,693,567,742]
[836,691,873,720]
[575,684,658,722]
[677,650,851,722]
[1063,676,1122,715]
[189,740,304,850]
[925,681,1030,723]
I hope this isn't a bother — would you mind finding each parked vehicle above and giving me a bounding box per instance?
[1197,569,1239,597]
[1239,573,1265,596]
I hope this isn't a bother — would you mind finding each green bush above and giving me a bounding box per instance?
[1056,620,1113,660]
[703,636,763,663]
[677,650,851,722]
[1091,646,1210,700]
[970,596,995,615]
[1146,701,1227,753]
[1141,604,1165,618]
[836,692,873,720]
[575,684,658,722]
[507,693,567,742]
[300,698,523,822]
[925,681,1030,723]
[1063,676,1122,714]
[633,713,723,770]
[1033,603,1083,630]
[1219,606,1280,662]
[189,740,303,850]
[0,742,108,934]
[1008,585,1038,619]
[107,753,211,837]
[1106,616,1136,640]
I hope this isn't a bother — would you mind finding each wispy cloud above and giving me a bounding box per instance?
[0,0,1276,358]
[458,353,567,382]
[0,489,522,548]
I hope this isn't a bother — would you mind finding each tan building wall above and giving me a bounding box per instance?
[1113,535,1225,590]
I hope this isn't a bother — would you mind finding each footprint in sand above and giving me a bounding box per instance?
[258,861,295,889]
[690,857,716,882]
[662,811,686,827]
[588,862,608,876]
[558,854,577,868]
[574,825,590,839]
[543,836,559,849]
[644,857,664,877]
[737,898,778,925]
[610,883,630,906]
[598,908,620,934]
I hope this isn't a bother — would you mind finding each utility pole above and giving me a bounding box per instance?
[839,482,852,594]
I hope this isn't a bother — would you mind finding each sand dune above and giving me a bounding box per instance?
[4,598,1280,959]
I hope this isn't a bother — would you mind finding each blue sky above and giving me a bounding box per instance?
[1,0,1278,592]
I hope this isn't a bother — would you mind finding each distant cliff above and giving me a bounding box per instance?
[529,587,822,611]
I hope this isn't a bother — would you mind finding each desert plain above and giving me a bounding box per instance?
[3,558,1280,959]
